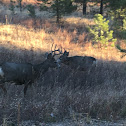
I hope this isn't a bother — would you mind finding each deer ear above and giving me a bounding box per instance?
[44,52,49,59]
[64,51,69,56]
[45,53,53,59]
[67,52,69,56]
[47,53,53,59]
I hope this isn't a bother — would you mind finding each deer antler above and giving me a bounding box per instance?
[51,43,64,57]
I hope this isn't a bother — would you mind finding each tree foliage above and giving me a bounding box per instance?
[89,14,116,47]
[37,0,77,23]
[116,45,126,58]
[27,4,36,18]
[108,0,126,30]
[74,0,88,15]
[108,0,126,10]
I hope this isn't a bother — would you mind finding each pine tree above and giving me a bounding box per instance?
[74,0,87,15]
[99,0,103,15]
[108,0,126,30]
[37,0,77,23]
[89,14,116,47]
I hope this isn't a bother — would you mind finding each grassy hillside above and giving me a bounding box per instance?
[0,2,126,126]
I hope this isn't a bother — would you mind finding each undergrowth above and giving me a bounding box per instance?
[0,5,126,125]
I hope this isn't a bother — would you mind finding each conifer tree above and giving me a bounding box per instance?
[74,0,87,15]
[37,0,77,23]
[108,0,126,30]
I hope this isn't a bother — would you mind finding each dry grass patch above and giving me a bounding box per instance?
[0,24,49,51]
[0,23,126,62]
[1,0,37,5]
[64,16,95,26]
[0,2,126,125]
[0,17,126,125]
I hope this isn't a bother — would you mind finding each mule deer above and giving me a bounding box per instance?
[57,50,97,72]
[0,51,59,96]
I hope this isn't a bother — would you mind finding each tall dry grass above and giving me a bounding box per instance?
[1,0,37,5]
[0,1,125,62]
[0,9,126,125]
[0,21,125,62]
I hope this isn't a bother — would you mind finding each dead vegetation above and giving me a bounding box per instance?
[0,2,126,126]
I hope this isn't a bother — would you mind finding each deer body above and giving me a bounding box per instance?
[0,62,34,84]
[0,53,58,96]
[61,56,96,71]
[58,51,97,71]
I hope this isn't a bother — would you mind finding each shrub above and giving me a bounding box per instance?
[89,14,117,48]
[123,18,126,30]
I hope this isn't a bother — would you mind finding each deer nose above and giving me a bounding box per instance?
[57,63,61,68]
[56,62,61,68]
[56,59,61,63]
[55,59,61,68]
[93,60,97,67]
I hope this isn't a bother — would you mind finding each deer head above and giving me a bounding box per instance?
[0,45,61,96]
[57,49,97,71]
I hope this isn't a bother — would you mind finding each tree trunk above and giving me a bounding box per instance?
[83,0,87,15]
[17,0,22,12]
[56,0,60,23]
[100,0,103,15]
[19,2,22,12]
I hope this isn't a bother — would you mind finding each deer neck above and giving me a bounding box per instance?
[33,61,49,75]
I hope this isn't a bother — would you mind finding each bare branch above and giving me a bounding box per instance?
[116,45,126,58]
[116,45,126,53]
